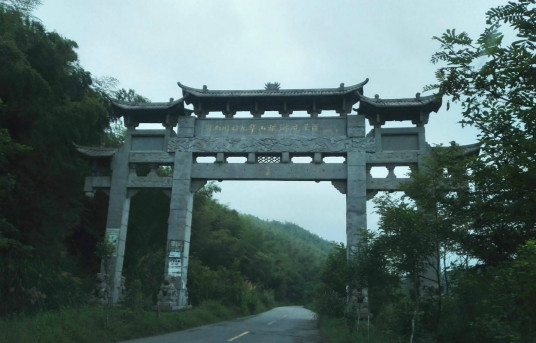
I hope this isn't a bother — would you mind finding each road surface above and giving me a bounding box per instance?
[122,306,320,343]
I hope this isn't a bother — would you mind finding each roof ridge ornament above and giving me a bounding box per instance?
[264,82,281,91]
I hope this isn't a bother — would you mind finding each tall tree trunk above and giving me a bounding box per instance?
[410,275,421,343]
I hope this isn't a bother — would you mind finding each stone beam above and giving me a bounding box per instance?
[128,177,173,188]
[129,152,174,164]
[168,136,375,154]
[367,177,411,191]
[366,151,419,165]
[84,176,111,194]
[191,163,346,181]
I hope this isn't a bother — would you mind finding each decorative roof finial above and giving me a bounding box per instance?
[374,94,380,101]
[416,92,421,100]
[202,85,208,92]
[264,82,281,91]
[339,83,345,90]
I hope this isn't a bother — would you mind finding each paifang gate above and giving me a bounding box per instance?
[77,80,472,311]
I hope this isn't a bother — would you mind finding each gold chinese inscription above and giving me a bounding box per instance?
[201,122,335,136]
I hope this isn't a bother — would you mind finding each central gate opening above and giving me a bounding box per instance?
[213,181,346,243]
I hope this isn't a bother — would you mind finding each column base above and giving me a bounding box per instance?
[92,272,109,304]
[156,302,192,312]
[356,307,373,319]
[157,276,189,311]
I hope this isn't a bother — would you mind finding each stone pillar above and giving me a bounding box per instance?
[416,126,440,294]
[158,117,195,310]
[346,115,367,256]
[346,114,369,314]
[101,127,134,304]
[346,151,369,314]
[346,151,367,255]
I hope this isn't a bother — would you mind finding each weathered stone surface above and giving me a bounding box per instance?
[367,177,411,191]
[366,151,419,165]
[194,117,349,137]
[127,176,172,188]
[157,275,180,310]
[168,136,375,153]
[177,117,195,138]
[92,272,109,304]
[346,115,365,138]
[129,151,174,163]
[191,163,346,181]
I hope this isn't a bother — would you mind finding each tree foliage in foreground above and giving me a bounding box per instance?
[428,0,536,264]
[0,4,111,314]
[0,4,148,314]
[318,3,536,341]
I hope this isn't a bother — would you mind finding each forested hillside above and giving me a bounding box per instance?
[124,186,332,310]
[0,3,332,317]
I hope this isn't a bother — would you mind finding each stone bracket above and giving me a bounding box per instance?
[331,180,347,194]
[190,179,208,193]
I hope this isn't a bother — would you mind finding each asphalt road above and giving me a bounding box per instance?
[121,306,320,343]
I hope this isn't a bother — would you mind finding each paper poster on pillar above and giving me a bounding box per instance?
[168,252,182,277]
[168,240,183,277]
[105,228,120,254]
[168,240,184,253]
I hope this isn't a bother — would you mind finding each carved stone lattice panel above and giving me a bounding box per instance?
[257,155,281,163]
[168,136,375,154]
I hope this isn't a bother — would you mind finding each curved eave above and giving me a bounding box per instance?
[357,93,442,125]
[74,144,117,158]
[112,98,184,114]
[178,79,369,98]
[358,93,441,112]
[111,99,185,125]
[177,80,368,114]
[460,143,481,157]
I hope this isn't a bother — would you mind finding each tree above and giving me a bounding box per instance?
[0,0,41,16]
[402,144,474,294]
[428,0,536,263]
[374,196,434,342]
[364,144,475,340]
[0,4,111,313]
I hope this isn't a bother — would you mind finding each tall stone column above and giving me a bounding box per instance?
[345,115,369,314]
[345,115,367,256]
[158,150,194,310]
[101,128,134,304]
[346,151,367,255]
[346,151,369,314]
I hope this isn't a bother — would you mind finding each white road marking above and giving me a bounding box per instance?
[267,320,276,326]
[227,331,250,342]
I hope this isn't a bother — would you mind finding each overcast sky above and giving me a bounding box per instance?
[36,0,501,243]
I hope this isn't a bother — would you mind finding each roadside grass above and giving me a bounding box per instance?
[317,315,392,343]
[0,300,264,343]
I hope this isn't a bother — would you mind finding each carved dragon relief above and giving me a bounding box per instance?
[167,136,376,153]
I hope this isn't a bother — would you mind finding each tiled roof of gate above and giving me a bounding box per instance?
[358,93,441,109]
[112,98,184,111]
[357,92,442,125]
[178,79,369,98]
[74,144,117,158]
